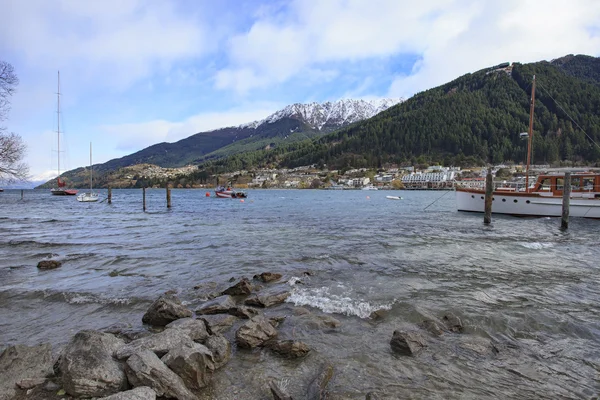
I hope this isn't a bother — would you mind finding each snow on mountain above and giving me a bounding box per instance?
[240,98,404,131]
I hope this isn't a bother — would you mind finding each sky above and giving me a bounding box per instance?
[1,0,599,183]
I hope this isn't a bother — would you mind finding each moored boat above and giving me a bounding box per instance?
[215,186,247,199]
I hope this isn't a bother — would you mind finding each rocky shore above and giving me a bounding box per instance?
[0,271,495,400]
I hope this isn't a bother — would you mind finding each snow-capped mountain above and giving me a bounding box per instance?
[241,98,404,131]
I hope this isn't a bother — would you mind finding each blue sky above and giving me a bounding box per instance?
[1,0,599,182]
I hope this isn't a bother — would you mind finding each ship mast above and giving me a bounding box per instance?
[57,71,61,180]
[525,75,536,193]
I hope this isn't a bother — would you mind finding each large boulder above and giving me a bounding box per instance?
[222,278,253,296]
[161,341,214,391]
[235,315,278,349]
[97,386,157,400]
[165,318,210,342]
[390,330,426,356]
[203,334,231,370]
[60,330,128,397]
[0,343,53,400]
[116,327,193,360]
[244,289,290,308]
[142,294,192,327]
[195,295,236,315]
[125,349,196,400]
[199,314,238,335]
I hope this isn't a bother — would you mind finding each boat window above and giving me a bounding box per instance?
[570,177,581,191]
[556,178,564,191]
[583,177,595,191]
[538,178,552,191]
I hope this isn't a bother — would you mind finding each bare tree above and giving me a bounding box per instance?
[0,61,28,183]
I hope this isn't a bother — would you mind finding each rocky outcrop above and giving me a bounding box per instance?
[60,330,128,397]
[0,343,53,400]
[235,315,278,349]
[199,314,238,334]
[269,340,311,359]
[141,294,192,326]
[203,334,231,370]
[161,341,214,391]
[244,289,290,308]
[97,386,157,400]
[165,318,210,342]
[196,295,236,315]
[222,278,253,296]
[116,327,194,360]
[254,272,282,283]
[125,349,197,400]
[36,260,62,270]
[390,330,426,356]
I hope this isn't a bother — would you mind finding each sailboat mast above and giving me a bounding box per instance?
[57,71,60,179]
[525,75,536,192]
[90,142,93,191]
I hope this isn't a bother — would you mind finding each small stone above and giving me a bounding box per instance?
[16,377,46,390]
[37,260,62,270]
[369,309,388,321]
[443,313,464,333]
[222,278,253,296]
[390,330,426,356]
[420,319,444,336]
[253,272,283,283]
[269,340,310,359]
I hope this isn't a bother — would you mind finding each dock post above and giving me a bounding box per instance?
[108,187,112,204]
[561,172,571,230]
[166,185,171,208]
[484,169,493,224]
[21,189,23,199]
[143,187,146,212]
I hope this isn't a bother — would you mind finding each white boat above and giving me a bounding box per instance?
[456,75,600,218]
[386,195,403,200]
[77,142,99,202]
[215,186,247,199]
[362,185,378,190]
[51,71,77,196]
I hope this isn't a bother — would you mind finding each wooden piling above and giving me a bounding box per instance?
[21,189,23,199]
[561,172,571,230]
[484,169,493,224]
[143,187,146,212]
[166,186,172,208]
[108,187,112,204]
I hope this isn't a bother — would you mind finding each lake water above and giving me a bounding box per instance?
[1,188,599,399]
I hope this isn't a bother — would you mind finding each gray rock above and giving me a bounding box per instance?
[125,350,196,400]
[196,295,236,315]
[235,315,278,349]
[269,316,286,328]
[165,318,210,341]
[244,289,291,308]
[97,386,157,400]
[0,344,53,400]
[116,327,193,360]
[142,294,192,327]
[103,323,152,343]
[270,380,293,400]
[228,305,260,319]
[390,330,426,356]
[443,313,464,333]
[60,330,128,397]
[199,314,238,335]
[307,363,334,400]
[16,377,46,389]
[161,342,214,391]
[254,272,283,283]
[300,314,341,330]
[203,334,231,370]
[419,319,444,336]
[369,309,388,321]
[269,340,311,359]
[36,260,62,270]
[222,278,253,296]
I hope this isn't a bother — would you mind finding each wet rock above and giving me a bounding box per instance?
[196,295,236,315]
[303,315,341,330]
[103,323,152,343]
[269,340,311,359]
[141,294,192,327]
[16,377,46,390]
[419,319,444,336]
[236,315,278,349]
[292,307,311,316]
[165,317,210,342]
[60,330,128,397]
[228,305,260,319]
[244,289,291,308]
[116,327,194,360]
[222,278,253,296]
[269,316,286,328]
[36,260,62,270]
[369,309,388,321]
[443,313,464,333]
[203,334,231,370]
[459,336,499,357]
[125,349,196,400]
[307,362,334,400]
[97,386,157,400]
[0,343,53,400]
[254,272,283,283]
[161,341,214,391]
[199,314,238,335]
[270,380,293,400]
[390,330,426,356]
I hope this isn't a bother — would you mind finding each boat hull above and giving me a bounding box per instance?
[456,188,600,218]
[77,192,99,202]
[215,190,247,199]
[51,189,78,196]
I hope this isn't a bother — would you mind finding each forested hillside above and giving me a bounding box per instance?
[203,55,600,173]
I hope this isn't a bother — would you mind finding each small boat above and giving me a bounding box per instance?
[362,185,378,190]
[215,186,247,199]
[50,71,77,196]
[77,142,99,202]
[456,75,600,218]
[386,195,403,200]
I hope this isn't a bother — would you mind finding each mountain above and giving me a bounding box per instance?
[204,54,600,172]
[38,98,402,188]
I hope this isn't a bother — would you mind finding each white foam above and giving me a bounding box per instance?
[287,287,394,319]
[64,293,131,305]
[287,276,303,286]
[518,242,554,250]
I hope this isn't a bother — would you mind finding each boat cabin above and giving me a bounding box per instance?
[533,173,600,197]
